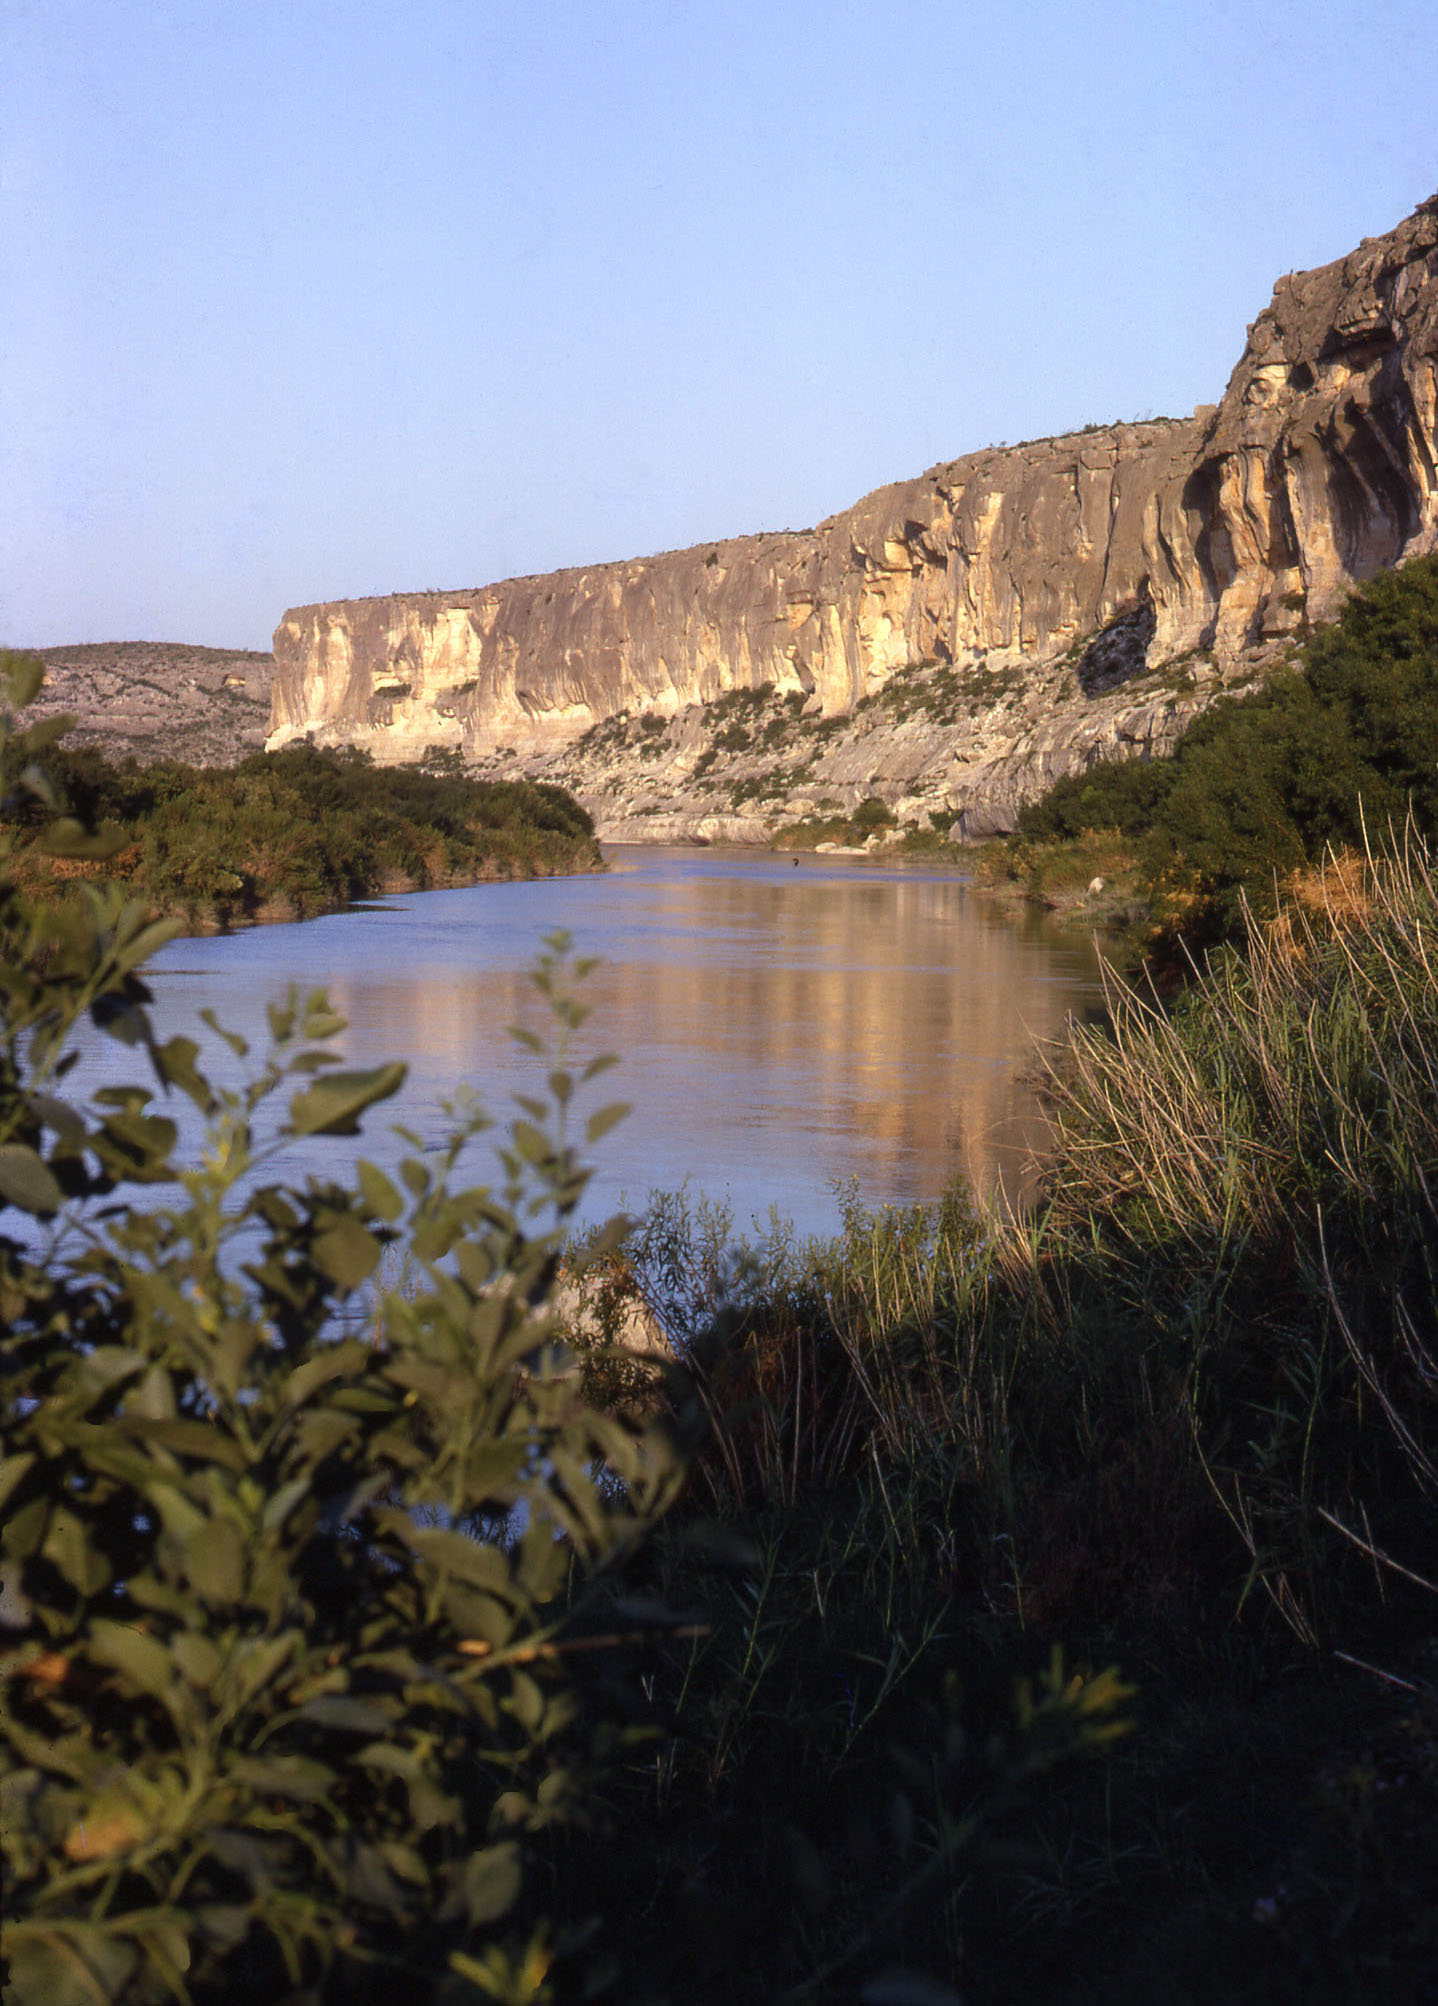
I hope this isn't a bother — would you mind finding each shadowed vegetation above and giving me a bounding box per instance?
[550,834,1438,2000]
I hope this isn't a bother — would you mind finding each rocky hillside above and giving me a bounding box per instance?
[263,193,1434,840]
[28,643,273,767]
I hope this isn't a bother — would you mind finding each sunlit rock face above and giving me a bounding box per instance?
[269,195,1438,827]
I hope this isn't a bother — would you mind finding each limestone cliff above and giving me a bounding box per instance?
[269,195,1438,837]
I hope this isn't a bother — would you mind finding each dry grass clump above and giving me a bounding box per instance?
[1040,830,1437,1244]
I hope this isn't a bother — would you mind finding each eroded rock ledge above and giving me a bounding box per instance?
[269,195,1438,840]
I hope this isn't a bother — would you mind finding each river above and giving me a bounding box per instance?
[115,845,1105,1241]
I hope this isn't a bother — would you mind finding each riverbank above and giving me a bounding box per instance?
[544,837,1438,1999]
[26,843,607,937]
[3,696,604,934]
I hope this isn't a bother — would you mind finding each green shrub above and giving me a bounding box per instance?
[0,656,679,2002]
[6,724,600,930]
[1016,754,1176,845]
[1010,555,1438,946]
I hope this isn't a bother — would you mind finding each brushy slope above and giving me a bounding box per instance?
[1003,551,1438,953]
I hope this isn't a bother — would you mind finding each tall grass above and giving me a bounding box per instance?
[1037,833,1438,1636]
[545,835,1438,1997]
[564,829,1438,1644]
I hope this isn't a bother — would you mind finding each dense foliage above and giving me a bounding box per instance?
[1014,552,1438,941]
[0,705,599,929]
[0,653,678,2002]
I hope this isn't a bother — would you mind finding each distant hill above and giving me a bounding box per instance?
[27,641,273,767]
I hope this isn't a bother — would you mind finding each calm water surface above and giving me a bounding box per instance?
[123,847,1105,1240]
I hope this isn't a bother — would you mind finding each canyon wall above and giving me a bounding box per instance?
[268,195,1438,830]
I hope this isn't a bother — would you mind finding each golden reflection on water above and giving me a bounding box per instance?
[304,849,1105,1233]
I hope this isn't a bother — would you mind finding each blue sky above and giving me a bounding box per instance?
[3,0,1434,651]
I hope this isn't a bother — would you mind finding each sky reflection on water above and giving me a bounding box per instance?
[113,847,1106,1242]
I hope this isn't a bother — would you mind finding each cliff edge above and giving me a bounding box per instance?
[268,196,1438,839]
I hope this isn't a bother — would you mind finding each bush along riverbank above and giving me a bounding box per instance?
[978,552,1438,964]
[3,646,1438,2003]
[0,652,603,930]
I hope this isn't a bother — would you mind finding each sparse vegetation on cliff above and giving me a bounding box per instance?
[992,553,1438,954]
[24,641,273,768]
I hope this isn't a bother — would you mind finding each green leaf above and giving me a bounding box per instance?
[199,1009,249,1059]
[410,1527,514,1595]
[505,1670,546,1736]
[184,1518,247,1605]
[357,1158,404,1223]
[194,1906,250,1952]
[127,1365,177,1421]
[3,650,46,706]
[89,1619,175,1702]
[172,1633,223,1688]
[441,1584,513,1643]
[312,1211,383,1289]
[23,1090,86,1144]
[585,1100,631,1145]
[74,1346,146,1399]
[511,1119,551,1166]
[154,1034,216,1112]
[42,1508,112,1596]
[127,1418,247,1470]
[259,1472,315,1533]
[228,1752,335,1801]
[296,1695,393,1733]
[89,1003,157,1066]
[286,1062,407,1137]
[225,1633,296,1711]
[3,1497,49,1558]
[94,1109,178,1177]
[265,995,297,1044]
[459,1840,523,1925]
[125,1571,196,1621]
[0,1451,36,1512]
[380,1839,430,1885]
[0,1143,64,1216]
[4,1924,138,2006]
[111,915,184,971]
[279,1346,356,1411]
[298,990,348,1041]
[22,713,78,753]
